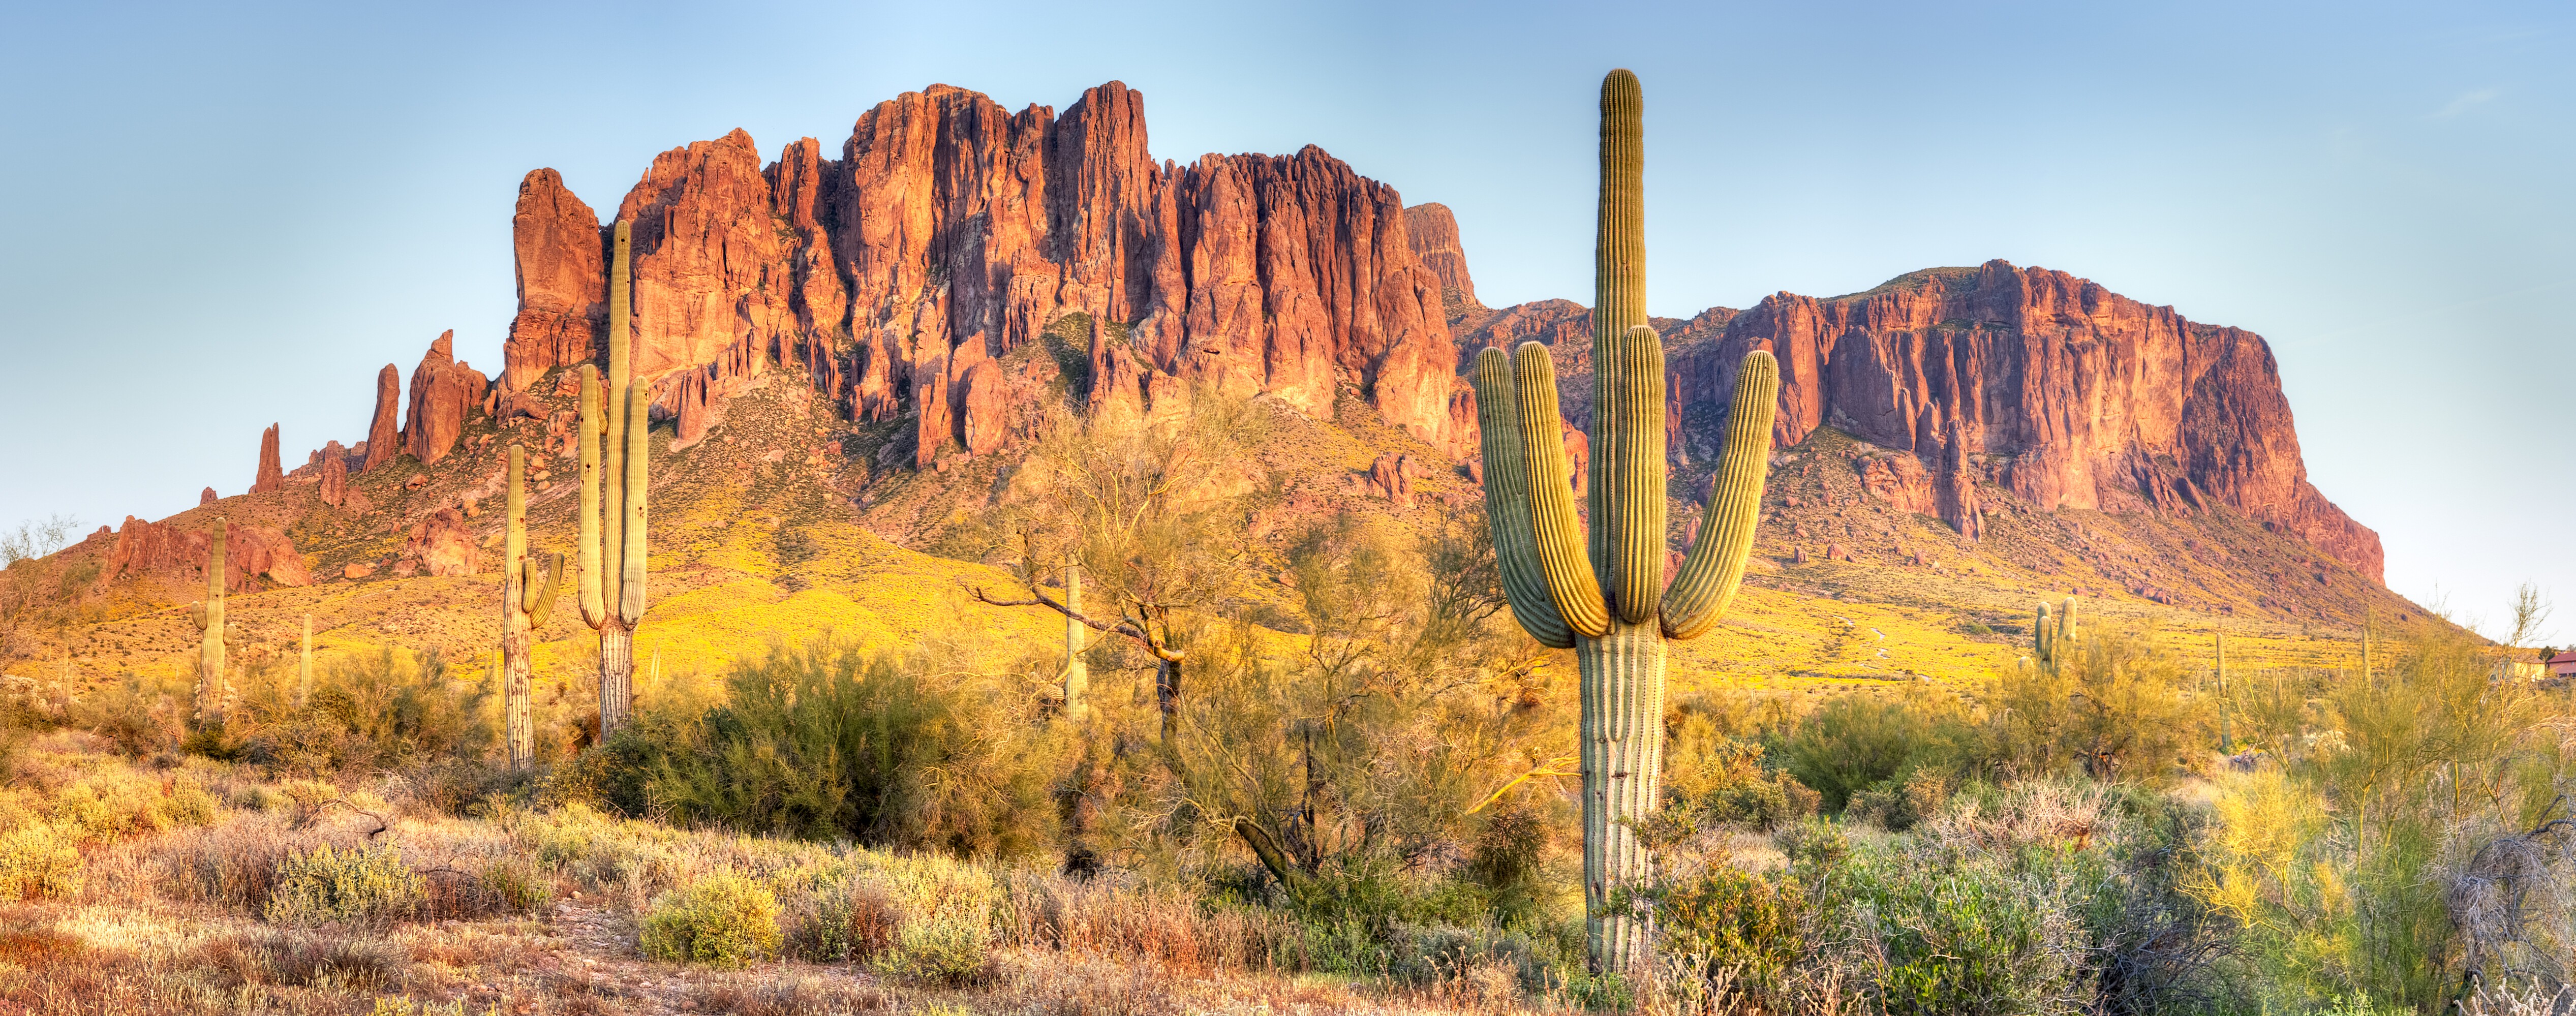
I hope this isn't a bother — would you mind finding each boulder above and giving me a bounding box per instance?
[396,507,479,578]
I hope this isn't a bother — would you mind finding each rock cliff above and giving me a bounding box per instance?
[502,81,1463,460]
[1459,262,2381,581]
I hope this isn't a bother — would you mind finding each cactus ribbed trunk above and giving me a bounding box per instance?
[194,518,228,729]
[599,620,632,735]
[1580,619,1666,970]
[504,628,533,765]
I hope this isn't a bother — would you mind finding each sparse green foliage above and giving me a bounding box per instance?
[640,871,782,968]
[265,841,424,926]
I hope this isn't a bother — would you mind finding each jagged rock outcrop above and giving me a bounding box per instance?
[394,507,478,578]
[199,487,216,506]
[401,331,488,467]
[502,169,606,389]
[508,80,1464,463]
[363,364,402,472]
[318,442,350,507]
[1403,203,1479,311]
[251,424,283,494]
[100,516,309,592]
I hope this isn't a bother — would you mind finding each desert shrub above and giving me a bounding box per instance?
[265,840,424,926]
[473,854,550,914]
[237,646,495,775]
[46,768,216,844]
[1667,732,1820,831]
[71,675,180,758]
[2185,621,2563,1012]
[865,853,998,983]
[641,638,1061,858]
[1984,629,2197,784]
[1653,865,1810,994]
[1782,690,1972,813]
[0,825,81,900]
[640,871,782,968]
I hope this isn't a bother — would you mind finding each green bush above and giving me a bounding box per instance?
[639,872,782,968]
[265,841,424,926]
[1654,865,1808,991]
[637,639,1060,857]
[0,824,82,900]
[1782,691,1970,813]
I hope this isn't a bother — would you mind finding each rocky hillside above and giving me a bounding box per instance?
[15,79,2425,696]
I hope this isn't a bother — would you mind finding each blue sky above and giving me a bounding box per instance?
[1,1,2567,640]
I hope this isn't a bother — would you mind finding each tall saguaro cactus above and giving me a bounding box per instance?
[188,518,230,728]
[1470,68,1780,974]
[503,444,565,767]
[577,219,651,735]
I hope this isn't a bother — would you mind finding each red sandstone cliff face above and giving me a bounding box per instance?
[1458,262,2380,581]
[401,331,489,467]
[502,169,605,390]
[1403,203,1479,311]
[502,81,1463,460]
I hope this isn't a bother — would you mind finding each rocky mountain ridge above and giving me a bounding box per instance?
[45,78,2396,672]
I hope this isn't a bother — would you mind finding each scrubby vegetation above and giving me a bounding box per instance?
[2,406,2565,1013]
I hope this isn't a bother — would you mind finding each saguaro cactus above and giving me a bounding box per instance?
[1469,68,1780,974]
[1058,563,1089,721]
[188,518,229,728]
[576,219,651,735]
[2034,597,2078,674]
[298,613,313,708]
[503,444,565,767]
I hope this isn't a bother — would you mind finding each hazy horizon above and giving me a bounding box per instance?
[1,1,2566,640]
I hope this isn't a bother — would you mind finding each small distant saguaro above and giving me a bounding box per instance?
[503,443,565,767]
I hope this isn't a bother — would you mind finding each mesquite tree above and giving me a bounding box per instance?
[1470,68,1780,973]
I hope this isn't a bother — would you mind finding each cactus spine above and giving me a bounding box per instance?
[1468,69,1779,975]
[577,220,649,735]
[1062,562,1087,722]
[189,518,229,728]
[298,613,312,709]
[503,444,565,767]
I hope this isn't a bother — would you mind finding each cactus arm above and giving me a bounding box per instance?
[602,220,632,612]
[1592,70,1649,617]
[528,551,564,629]
[1509,341,1610,638]
[576,365,607,628]
[1600,325,1667,624]
[1661,349,1778,640]
[1470,348,1576,649]
[617,381,649,625]
[190,602,207,630]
